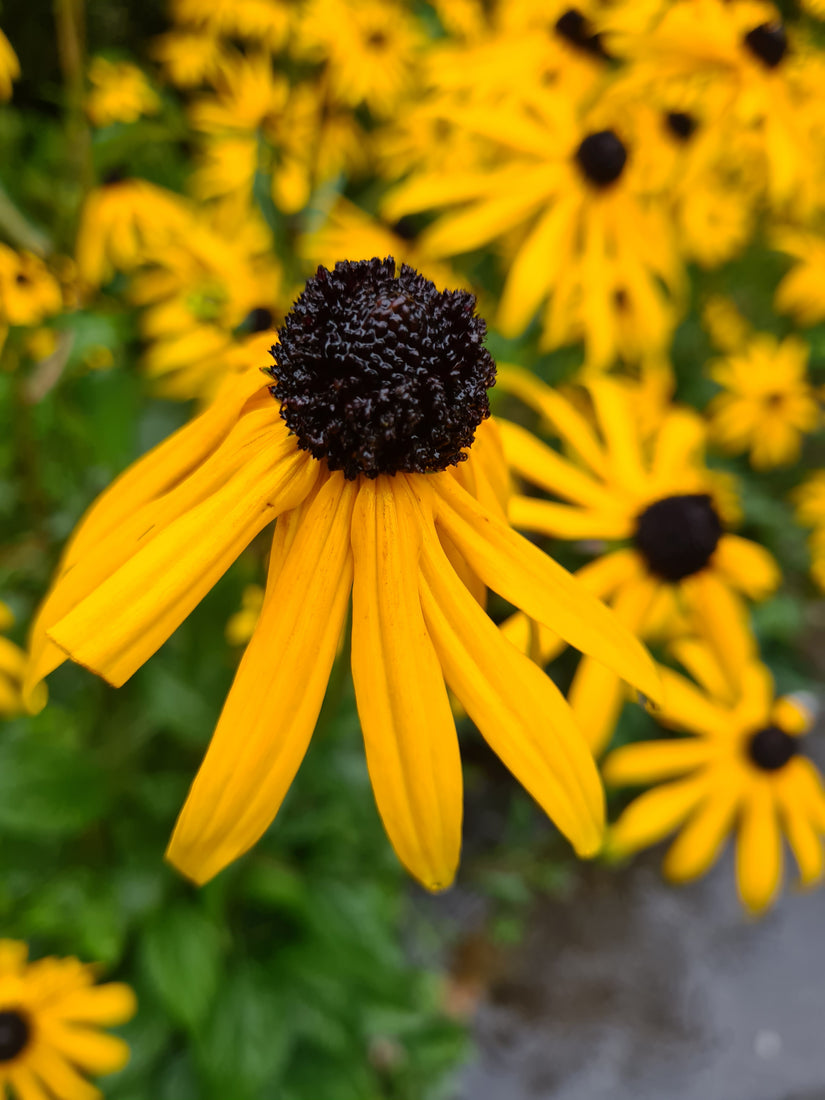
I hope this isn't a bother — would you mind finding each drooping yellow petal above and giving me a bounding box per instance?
[166,473,356,885]
[509,495,633,540]
[49,431,318,687]
[431,474,661,704]
[736,779,783,915]
[415,489,604,856]
[662,777,741,883]
[24,373,267,704]
[712,535,780,600]
[607,776,707,857]
[44,1024,131,1075]
[654,665,732,739]
[350,475,462,892]
[5,1066,53,1100]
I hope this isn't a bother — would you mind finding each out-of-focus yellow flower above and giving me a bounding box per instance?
[0,28,19,100]
[85,57,160,127]
[0,939,136,1099]
[773,229,825,326]
[152,30,227,87]
[226,584,265,646]
[170,0,292,52]
[386,102,684,371]
[295,0,423,116]
[497,368,778,753]
[23,327,58,363]
[801,0,825,17]
[75,178,193,287]
[701,294,752,353]
[605,651,824,915]
[613,0,825,215]
[0,603,46,715]
[129,209,282,400]
[707,333,819,468]
[792,471,825,592]
[0,248,62,327]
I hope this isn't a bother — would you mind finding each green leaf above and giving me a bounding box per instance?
[140,902,223,1032]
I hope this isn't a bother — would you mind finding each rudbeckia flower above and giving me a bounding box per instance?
[84,57,160,127]
[497,368,779,753]
[604,648,825,915]
[25,259,659,889]
[385,100,683,370]
[170,0,292,52]
[0,939,136,1100]
[0,247,62,327]
[706,333,819,468]
[75,178,193,288]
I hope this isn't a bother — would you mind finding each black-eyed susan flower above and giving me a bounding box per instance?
[84,57,160,127]
[170,0,292,52]
[0,28,19,101]
[706,333,819,469]
[0,939,136,1100]
[0,248,62,328]
[75,179,193,288]
[26,258,660,889]
[497,368,778,754]
[385,100,683,371]
[604,648,825,915]
[0,603,45,716]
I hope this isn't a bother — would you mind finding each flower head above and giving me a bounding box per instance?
[604,649,825,914]
[26,259,659,890]
[0,940,135,1100]
[85,57,160,127]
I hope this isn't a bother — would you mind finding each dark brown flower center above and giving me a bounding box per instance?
[634,494,722,581]
[575,130,627,187]
[747,725,798,771]
[554,8,609,59]
[267,258,496,479]
[665,111,697,141]
[743,22,787,69]
[0,1010,30,1062]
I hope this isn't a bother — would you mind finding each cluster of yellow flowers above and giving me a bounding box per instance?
[3,0,825,1014]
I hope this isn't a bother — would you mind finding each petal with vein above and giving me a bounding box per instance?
[166,473,356,884]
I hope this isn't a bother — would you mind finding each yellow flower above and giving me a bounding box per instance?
[0,603,45,716]
[152,30,227,88]
[170,0,292,51]
[26,259,659,889]
[614,0,825,214]
[0,248,62,327]
[497,368,779,754]
[85,57,160,127]
[604,651,825,915]
[129,208,282,400]
[792,472,825,593]
[773,228,825,326]
[701,294,752,353]
[295,0,423,116]
[385,101,684,370]
[707,333,819,468]
[0,939,136,1100]
[0,29,19,101]
[75,179,193,287]
[226,584,265,646]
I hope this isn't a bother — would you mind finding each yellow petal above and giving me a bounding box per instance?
[497,418,619,510]
[607,776,707,857]
[49,435,317,687]
[45,1024,131,1075]
[350,475,462,891]
[736,779,783,915]
[655,665,732,739]
[6,1066,54,1100]
[681,570,756,697]
[587,378,646,493]
[21,1045,100,1100]
[712,535,780,600]
[662,778,741,883]
[54,983,137,1026]
[432,474,661,705]
[603,738,715,786]
[649,408,706,488]
[776,766,824,888]
[508,496,633,540]
[496,364,607,477]
[415,489,604,856]
[166,473,356,884]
